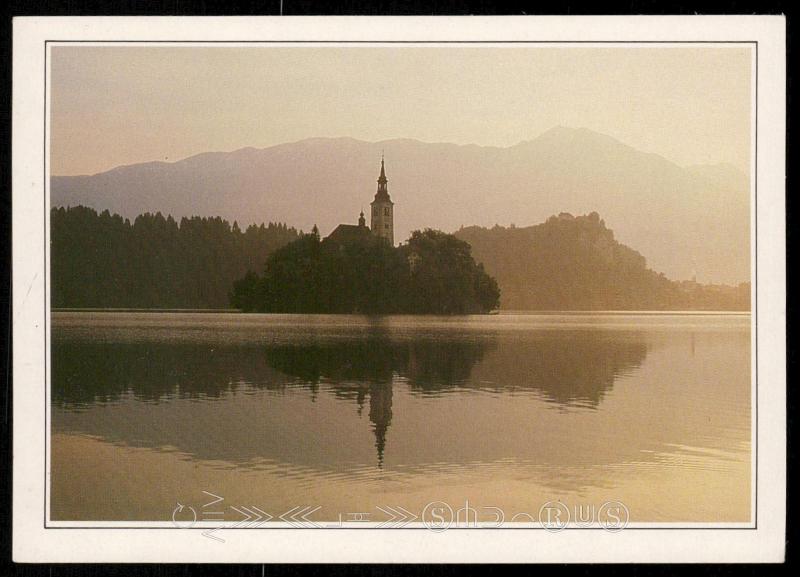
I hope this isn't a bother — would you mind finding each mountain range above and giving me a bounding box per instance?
[50,126,750,284]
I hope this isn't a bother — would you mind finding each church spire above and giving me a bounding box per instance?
[378,153,387,184]
[374,154,390,200]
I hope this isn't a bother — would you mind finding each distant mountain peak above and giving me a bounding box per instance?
[524,125,636,150]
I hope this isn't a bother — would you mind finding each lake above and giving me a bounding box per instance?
[49,311,752,524]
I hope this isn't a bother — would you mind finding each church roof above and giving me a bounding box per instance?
[324,223,372,246]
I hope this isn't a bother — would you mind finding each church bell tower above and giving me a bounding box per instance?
[370,155,394,245]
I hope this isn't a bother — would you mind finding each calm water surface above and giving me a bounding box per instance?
[50,312,751,523]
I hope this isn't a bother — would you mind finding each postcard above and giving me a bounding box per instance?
[11,15,786,563]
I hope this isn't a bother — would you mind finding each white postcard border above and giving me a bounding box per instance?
[12,15,786,563]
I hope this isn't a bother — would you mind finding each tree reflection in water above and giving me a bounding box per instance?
[53,328,648,467]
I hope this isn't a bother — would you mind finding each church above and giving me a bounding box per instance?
[325,156,395,246]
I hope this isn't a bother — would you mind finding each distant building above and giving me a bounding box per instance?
[325,156,395,246]
[325,211,372,245]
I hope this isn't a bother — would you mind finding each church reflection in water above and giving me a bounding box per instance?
[53,327,649,467]
[260,331,647,465]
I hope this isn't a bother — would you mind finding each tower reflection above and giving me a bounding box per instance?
[53,329,648,467]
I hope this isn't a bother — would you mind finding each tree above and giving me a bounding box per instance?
[230,270,261,312]
[400,229,500,314]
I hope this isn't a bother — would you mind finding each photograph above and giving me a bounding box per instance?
[47,43,753,526]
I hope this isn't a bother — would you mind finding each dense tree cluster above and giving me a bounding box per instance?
[456,212,750,311]
[231,228,501,314]
[51,206,299,309]
[51,206,747,313]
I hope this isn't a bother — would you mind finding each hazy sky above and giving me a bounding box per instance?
[50,45,753,176]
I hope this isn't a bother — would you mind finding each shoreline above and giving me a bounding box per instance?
[51,308,751,315]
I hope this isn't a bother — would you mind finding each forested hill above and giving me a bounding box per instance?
[455,212,750,311]
[51,206,748,312]
[51,206,299,309]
